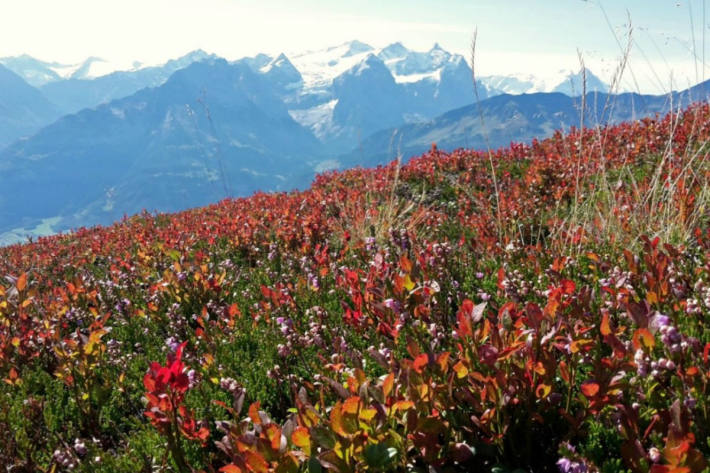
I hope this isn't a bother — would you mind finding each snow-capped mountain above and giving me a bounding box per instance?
[259,53,303,94]
[290,40,376,90]
[38,50,218,114]
[481,68,609,96]
[0,55,64,87]
[280,40,486,149]
[0,55,148,86]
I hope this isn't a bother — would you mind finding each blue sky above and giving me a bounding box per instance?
[0,0,706,92]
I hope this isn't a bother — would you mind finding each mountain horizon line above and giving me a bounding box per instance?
[1,40,620,94]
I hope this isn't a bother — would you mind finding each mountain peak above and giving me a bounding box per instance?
[261,53,302,88]
[341,40,374,57]
[274,52,290,63]
[182,49,211,59]
[553,67,609,95]
[378,42,409,60]
[336,53,390,82]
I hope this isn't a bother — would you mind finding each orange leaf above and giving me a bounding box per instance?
[453,361,468,379]
[600,313,612,336]
[413,354,428,373]
[291,427,310,454]
[382,373,394,398]
[248,401,261,424]
[646,291,658,305]
[219,464,243,473]
[330,401,346,435]
[16,273,27,292]
[266,424,281,451]
[400,255,413,273]
[580,381,600,398]
[436,352,450,372]
[228,304,241,317]
[342,396,360,415]
[244,451,268,473]
[632,328,655,350]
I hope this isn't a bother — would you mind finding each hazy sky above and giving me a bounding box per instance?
[0,0,707,93]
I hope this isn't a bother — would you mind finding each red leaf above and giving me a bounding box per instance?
[143,373,156,392]
[580,381,600,398]
[497,267,505,289]
[413,354,428,373]
[175,341,187,362]
[561,279,575,295]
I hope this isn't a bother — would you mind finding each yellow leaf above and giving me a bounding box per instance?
[291,427,311,453]
[536,383,551,399]
[403,274,415,292]
[392,400,414,412]
[646,291,658,305]
[453,361,469,379]
[570,339,593,354]
[84,329,107,355]
[359,407,377,422]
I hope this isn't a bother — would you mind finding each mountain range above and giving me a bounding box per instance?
[0,40,706,244]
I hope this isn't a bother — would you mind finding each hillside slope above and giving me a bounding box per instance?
[0,104,708,472]
[342,84,710,167]
[0,59,322,237]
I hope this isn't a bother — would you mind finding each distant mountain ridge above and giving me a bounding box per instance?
[5,41,710,245]
[0,42,612,142]
[0,59,321,239]
[0,64,62,149]
[340,81,710,169]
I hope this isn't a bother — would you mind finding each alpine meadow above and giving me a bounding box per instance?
[0,1,709,473]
